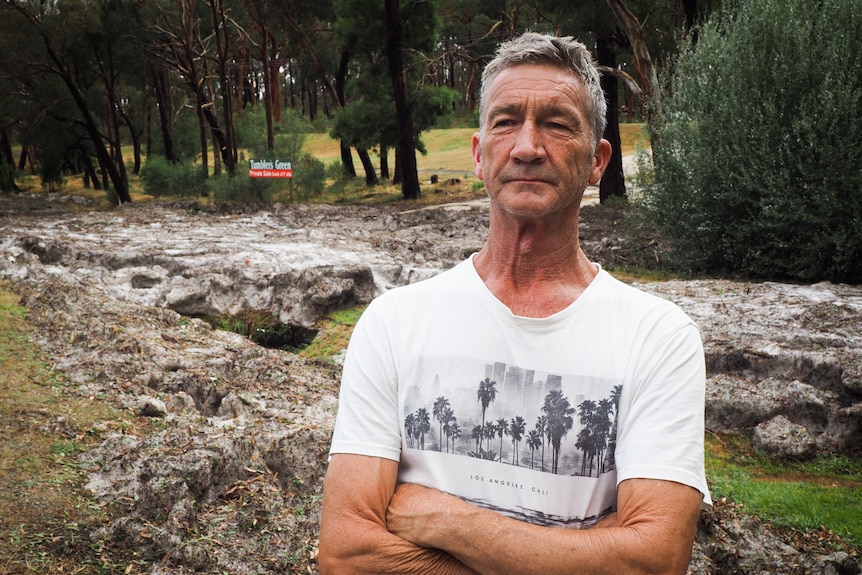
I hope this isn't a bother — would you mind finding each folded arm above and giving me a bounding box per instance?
[386,477,702,575]
[318,453,478,575]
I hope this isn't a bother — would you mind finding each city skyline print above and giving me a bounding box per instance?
[402,356,622,478]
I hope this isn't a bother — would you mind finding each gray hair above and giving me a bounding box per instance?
[479,32,607,147]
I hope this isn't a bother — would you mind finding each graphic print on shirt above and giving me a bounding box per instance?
[400,355,622,527]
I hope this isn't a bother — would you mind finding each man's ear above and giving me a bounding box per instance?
[589,139,612,185]
[472,132,483,180]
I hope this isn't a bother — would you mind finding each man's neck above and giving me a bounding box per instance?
[472,217,598,318]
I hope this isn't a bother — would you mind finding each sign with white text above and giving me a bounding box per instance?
[249,159,293,178]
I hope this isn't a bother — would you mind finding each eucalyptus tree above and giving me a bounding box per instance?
[335,0,443,198]
[147,0,237,177]
[0,7,24,192]
[3,0,137,202]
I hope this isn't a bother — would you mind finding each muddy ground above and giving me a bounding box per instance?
[1,192,860,574]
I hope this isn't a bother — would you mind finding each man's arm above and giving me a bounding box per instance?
[318,453,478,575]
[387,477,702,575]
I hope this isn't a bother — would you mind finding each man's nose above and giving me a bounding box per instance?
[510,121,546,163]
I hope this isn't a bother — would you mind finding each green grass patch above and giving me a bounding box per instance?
[0,281,159,574]
[304,124,648,177]
[298,306,366,362]
[706,433,862,548]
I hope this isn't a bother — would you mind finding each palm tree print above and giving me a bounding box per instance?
[414,407,431,450]
[444,419,461,453]
[404,413,416,449]
[402,359,621,477]
[510,416,525,466]
[495,418,509,462]
[542,389,575,474]
[477,378,497,435]
[471,424,483,451]
[526,428,542,469]
[535,416,547,472]
[432,396,451,451]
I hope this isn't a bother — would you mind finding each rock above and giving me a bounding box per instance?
[138,396,168,418]
[753,415,817,459]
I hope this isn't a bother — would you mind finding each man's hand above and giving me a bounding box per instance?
[387,478,701,575]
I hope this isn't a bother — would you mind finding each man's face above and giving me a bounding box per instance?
[473,63,608,221]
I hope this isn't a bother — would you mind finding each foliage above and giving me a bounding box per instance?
[206,171,279,203]
[150,111,202,163]
[141,156,205,198]
[706,433,862,548]
[637,0,862,282]
[292,153,327,200]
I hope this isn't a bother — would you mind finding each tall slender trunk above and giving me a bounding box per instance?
[597,36,626,203]
[151,65,177,163]
[384,0,420,199]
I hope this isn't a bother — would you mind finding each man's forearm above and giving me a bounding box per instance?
[318,454,478,575]
[387,480,702,575]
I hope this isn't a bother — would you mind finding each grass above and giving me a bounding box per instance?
[303,123,649,177]
[298,306,366,362]
[706,432,862,550]
[0,282,159,574]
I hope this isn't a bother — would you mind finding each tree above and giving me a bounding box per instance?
[384,0,420,198]
[4,0,134,202]
[640,0,862,283]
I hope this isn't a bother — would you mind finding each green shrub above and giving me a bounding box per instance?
[206,172,280,203]
[638,0,862,282]
[292,153,326,201]
[141,157,204,198]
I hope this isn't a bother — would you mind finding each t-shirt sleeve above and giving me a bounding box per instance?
[614,320,712,506]
[328,297,403,462]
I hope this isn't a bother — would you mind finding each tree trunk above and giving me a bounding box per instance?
[380,145,390,181]
[196,92,209,178]
[605,0,659,127]
[208,0,237,175]
[597,36,626,203]
[80,146,101,191]
[357,148,379,185]
[151,65,177,163]
[270,35,282,125]
[335,50,357,177]
[261,26,276,151]
[0,127,18,194]
[384,0,421,199]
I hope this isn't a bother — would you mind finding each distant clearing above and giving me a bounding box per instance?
[303,124,648,176]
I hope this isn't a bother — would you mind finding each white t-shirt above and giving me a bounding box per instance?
[330,256,711,527]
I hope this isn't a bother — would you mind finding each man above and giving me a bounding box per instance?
[319,32,710,575]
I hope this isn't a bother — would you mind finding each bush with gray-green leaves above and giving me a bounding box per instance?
[638,0,862,283]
